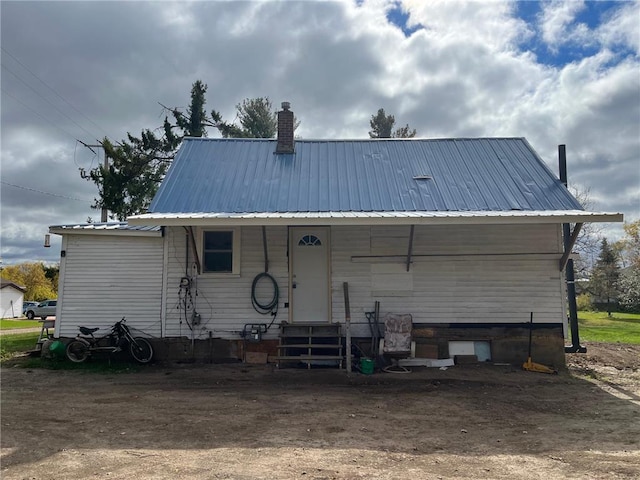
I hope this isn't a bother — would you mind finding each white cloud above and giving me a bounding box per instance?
[539,0,587,51]
[597,0,640,55]
[0,0,638,264]
[403,0,532,51]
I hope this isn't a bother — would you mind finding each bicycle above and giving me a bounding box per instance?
[65,317,154,364]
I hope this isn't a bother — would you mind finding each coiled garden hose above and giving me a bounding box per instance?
[251,272,279,320]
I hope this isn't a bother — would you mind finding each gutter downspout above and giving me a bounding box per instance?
[559,145,586,354]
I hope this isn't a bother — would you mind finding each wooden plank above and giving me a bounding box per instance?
[277,344,342,349]
[274,355,344,361]
[344,282,351,373]
[559,223,582,271]
[406,224,414,271]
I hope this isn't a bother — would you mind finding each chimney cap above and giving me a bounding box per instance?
[281,101,291,111]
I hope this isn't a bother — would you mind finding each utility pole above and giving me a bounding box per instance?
[78,141,109,222]
[100,148,108,222]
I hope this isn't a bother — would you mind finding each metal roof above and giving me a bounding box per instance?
[49,222,162,236]
[134,137,622,226]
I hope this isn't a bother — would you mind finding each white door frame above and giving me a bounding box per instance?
[288,226,332,323]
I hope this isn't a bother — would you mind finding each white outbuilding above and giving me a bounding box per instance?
[1,280,26,319]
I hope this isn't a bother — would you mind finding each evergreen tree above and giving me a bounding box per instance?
[369,108,417,138]
[589,238,621,316]
[89,81,218,220]
[167,80,221,142]
[87,86,294,219]
[218,97,277,138]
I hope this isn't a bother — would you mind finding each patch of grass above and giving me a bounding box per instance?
[0,332,144,372]
[0,319,42,330]
[0,332,40,360]
[578,311,640,344]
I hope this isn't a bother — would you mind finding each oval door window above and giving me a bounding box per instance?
[298,234,322,246]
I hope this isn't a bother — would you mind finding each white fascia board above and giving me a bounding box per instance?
[127,210,623,227]
[49,226,162,237]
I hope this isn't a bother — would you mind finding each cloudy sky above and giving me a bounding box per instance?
[1,0,638,265]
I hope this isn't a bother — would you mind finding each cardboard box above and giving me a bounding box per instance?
[454,355,478,365]
[415,343,439,359]
[244,352,269,364]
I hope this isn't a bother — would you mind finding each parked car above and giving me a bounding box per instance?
[22,301,39,316]
[25,299,57,320]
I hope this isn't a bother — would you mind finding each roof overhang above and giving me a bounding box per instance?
[49,223,162,237]
[1,281,27,292]
[127,210,623,227]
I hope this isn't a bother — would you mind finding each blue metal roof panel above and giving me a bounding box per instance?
[149,138,584,214]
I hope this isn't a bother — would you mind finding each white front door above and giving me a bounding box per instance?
[290,227,330,323]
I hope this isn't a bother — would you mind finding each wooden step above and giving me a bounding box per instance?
[274,355,344,361]
[277,322,343,369]
[277,343,342,349]
[279,332,341,338]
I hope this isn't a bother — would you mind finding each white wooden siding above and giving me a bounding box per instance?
[164,224,565,340]
[332,224,565,337]
[164,226,289,340]
[57,234,164,338]
[1,287,23,318]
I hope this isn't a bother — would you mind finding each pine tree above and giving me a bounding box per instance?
[218,97,277,138]
[589,238,621,316]
[89,81,218,220]
[87,87,294,219]
[369,108,417,138]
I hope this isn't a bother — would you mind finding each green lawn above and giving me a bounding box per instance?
[0,332,140,372]
[0,332,40,360]
[578,311,640,344]
[0,319,42,330]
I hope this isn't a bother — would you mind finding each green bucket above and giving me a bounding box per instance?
[49,340,66,357]
[360,357,374,375]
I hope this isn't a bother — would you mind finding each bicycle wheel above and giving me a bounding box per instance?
[66,340,90,363]
[129,337,153,364]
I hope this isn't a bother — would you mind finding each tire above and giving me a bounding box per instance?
[129,337,153,364]
[26,311,35,320]
[66,340,90,363]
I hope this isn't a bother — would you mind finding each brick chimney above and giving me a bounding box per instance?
[276,101,295,154]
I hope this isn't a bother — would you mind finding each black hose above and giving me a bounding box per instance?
[251,272,279,317]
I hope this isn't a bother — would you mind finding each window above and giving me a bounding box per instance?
[203,231,234,273]
[298,234,322,246]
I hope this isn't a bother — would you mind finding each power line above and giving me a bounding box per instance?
[1,181,92,203]
[1,87,83,143]
[1,63,100,141]
[1,46,112,139]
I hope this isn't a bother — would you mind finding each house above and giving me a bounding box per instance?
[51,103,623,366]
[1,280,26,319]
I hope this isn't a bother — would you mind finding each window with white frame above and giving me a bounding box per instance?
[202,229,240,274]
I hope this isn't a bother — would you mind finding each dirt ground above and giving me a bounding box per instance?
[1,342,639,480]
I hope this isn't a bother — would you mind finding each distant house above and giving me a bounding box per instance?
[1,280,26,319]
[51,103,622,366]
